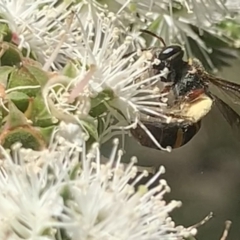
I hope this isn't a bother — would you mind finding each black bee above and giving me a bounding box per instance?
[130,30,240,150]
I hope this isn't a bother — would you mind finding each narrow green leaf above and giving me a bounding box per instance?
[80,117,98,141]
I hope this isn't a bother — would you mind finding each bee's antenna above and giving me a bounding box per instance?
[139,29,166,47]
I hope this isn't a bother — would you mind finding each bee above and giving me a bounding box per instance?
[130,30,240,150]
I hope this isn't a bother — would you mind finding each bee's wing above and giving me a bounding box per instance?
[207,73,240,103]
[206,74,240,137]
[213,94,240,138]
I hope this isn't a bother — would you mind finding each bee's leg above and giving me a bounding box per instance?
[164,112,193,124]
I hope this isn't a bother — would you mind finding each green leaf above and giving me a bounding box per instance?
[7,66,41,96]
[218,19,240,40]
[62,61,78,78]
[0,42,23,66]
[5,101,28,129]
[80,117,98,141]
[7,91,29,101]
[90,102,108,118]
[0,23,11,41]
[90,89,115,117]
[129,3,137,12]
[31,94,55,127]
[39,126,55,145]
[60,185,72,203]
[97,117,105,136]
[69,163,81,180]
[23,64,49,86]
[7,91,29,112]
[0,66,13,85]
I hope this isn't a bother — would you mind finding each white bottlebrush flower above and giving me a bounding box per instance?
[63,138,197,240]
[0,0,144,71]
[56,12,171,147]
[108,0,240,25]
[103,0,240,71]
[0,0,74,66]
[0,143,66,240]
[0,137,197,240]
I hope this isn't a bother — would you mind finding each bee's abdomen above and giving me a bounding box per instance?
[131,121,201,150]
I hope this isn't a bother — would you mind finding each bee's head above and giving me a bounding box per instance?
[139,29,184,69]
[158,45,184,67]
[151,45,186,83]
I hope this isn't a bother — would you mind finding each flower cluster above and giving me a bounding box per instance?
[0,138,197,240]
[0,0,237,239]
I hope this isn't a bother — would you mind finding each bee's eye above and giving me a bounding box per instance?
[159,45,183,62]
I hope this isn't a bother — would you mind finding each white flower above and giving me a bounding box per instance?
[56,12,170,146]
[102,0,240,71]
[0,0,73,66]
[108,0,240,25]
[62,139,196,239]
[0,0,143,71]
[0,138,196,240]
[40,10,171,149]
[0,143,66,239]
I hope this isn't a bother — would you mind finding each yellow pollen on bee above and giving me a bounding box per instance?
[180,94,213,123]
